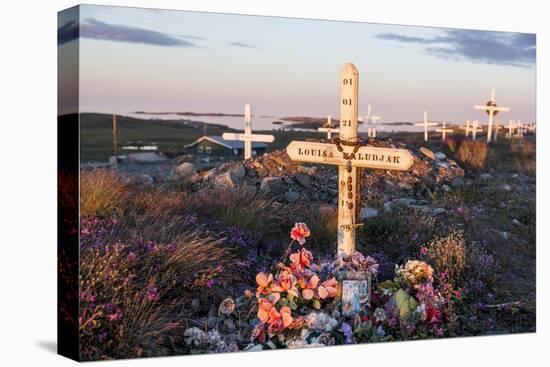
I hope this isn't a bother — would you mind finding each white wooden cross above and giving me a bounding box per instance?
[474,88,510,143]
[506,120,515,139]
[515,120,524,138]
[436,121,453,141]
[286,63,414,256]
[415,111,438,142]
[471,119,483,140]
[459,119,472,138]
[222,104,275,159]
[492,119,503,142]
[318,115,340,140]
[367,105,381,138]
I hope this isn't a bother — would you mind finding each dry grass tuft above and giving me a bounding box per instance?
[456,140,488,170]
[80,169,130,217]
[426,230,466,286]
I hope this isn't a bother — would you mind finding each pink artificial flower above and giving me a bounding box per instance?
[267,306,293,333]
[271,270,299,298]
[420,247,429,256]
[290,248,313,271]
[257,293,281,323]
[290,223,311,245]
[300,274,320,300]
[318,277,338,299]
[256,272,273,296]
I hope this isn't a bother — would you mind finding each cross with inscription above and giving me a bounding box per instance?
[286,63,414,256]
[318,115,340,140]
[223,104,275,159]
[436,121,453,141]
[474,88,510,143]
[415,111,438,142]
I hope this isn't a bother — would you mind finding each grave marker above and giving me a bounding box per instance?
[474,88,510,143]
[471,120,483,140]
[318,115,340,139]
[516,120,524,138]
[286,63,414,316]
[367,105,381,138]
[415,111,438,142]
[286,63,414,256]
[112,113,118,165]
[223,104,275,159]
[459,119,472,138]
[506,120,515,139]
[436,121,453,141]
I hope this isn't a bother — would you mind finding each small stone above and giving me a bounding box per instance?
[230,164,246,180]
[260,177,286,194]
[512,218,524,226]
[500,231,510,240]
[480,173,494,181]
[500,183,512,192]
[395,197,414,207]
[383,202,392,213]
[450,177,465,188]
[441,184,452,193]
[191,299,200,311]
[435,152,447,160]
[284,190,300,203]
[294,173,313,189]
[172,162,196,179]
[432,207,446,215]
[420,147,435,160]
[359,207,379,220]
[297,165,318,177]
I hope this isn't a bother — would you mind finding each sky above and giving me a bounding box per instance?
[58,5,536,124]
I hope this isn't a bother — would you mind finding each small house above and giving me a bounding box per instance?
[184,135,268,157]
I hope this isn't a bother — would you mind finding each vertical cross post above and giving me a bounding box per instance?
[112,113,118,166]
[337,63,359,256]
[243,104,252,159]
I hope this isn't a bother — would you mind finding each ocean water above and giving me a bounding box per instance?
[121,111,425,133]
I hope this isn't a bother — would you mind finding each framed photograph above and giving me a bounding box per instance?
[58,4,536,361]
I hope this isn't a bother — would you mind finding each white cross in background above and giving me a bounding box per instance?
[459,119,472,138]
[286,63,414,256]
[435,121,453,141]
[492,119,503,142]
[506,120,515,139]
[367,105,381,138]
[222,104,275,159]
[415,111,438,142]
[471,119,483,140]
[515,120,524,138]
[474,88,510,143]
[318,115,340,140]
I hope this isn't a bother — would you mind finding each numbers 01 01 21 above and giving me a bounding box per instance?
[342,98,352,106]
[342,78,353,85]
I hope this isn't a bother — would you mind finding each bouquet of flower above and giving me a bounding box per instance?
[252,223,338,343]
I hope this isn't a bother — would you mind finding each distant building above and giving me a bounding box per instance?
[183,135,268,157]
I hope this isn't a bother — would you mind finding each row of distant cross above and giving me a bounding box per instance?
[319,88,535,143]
[194,87,537,161]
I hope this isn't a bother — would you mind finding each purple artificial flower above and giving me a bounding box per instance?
[339,322,354,344]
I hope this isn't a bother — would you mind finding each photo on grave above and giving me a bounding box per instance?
[58,4,536,362]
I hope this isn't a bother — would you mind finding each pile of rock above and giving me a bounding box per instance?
[187,140,465,211]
